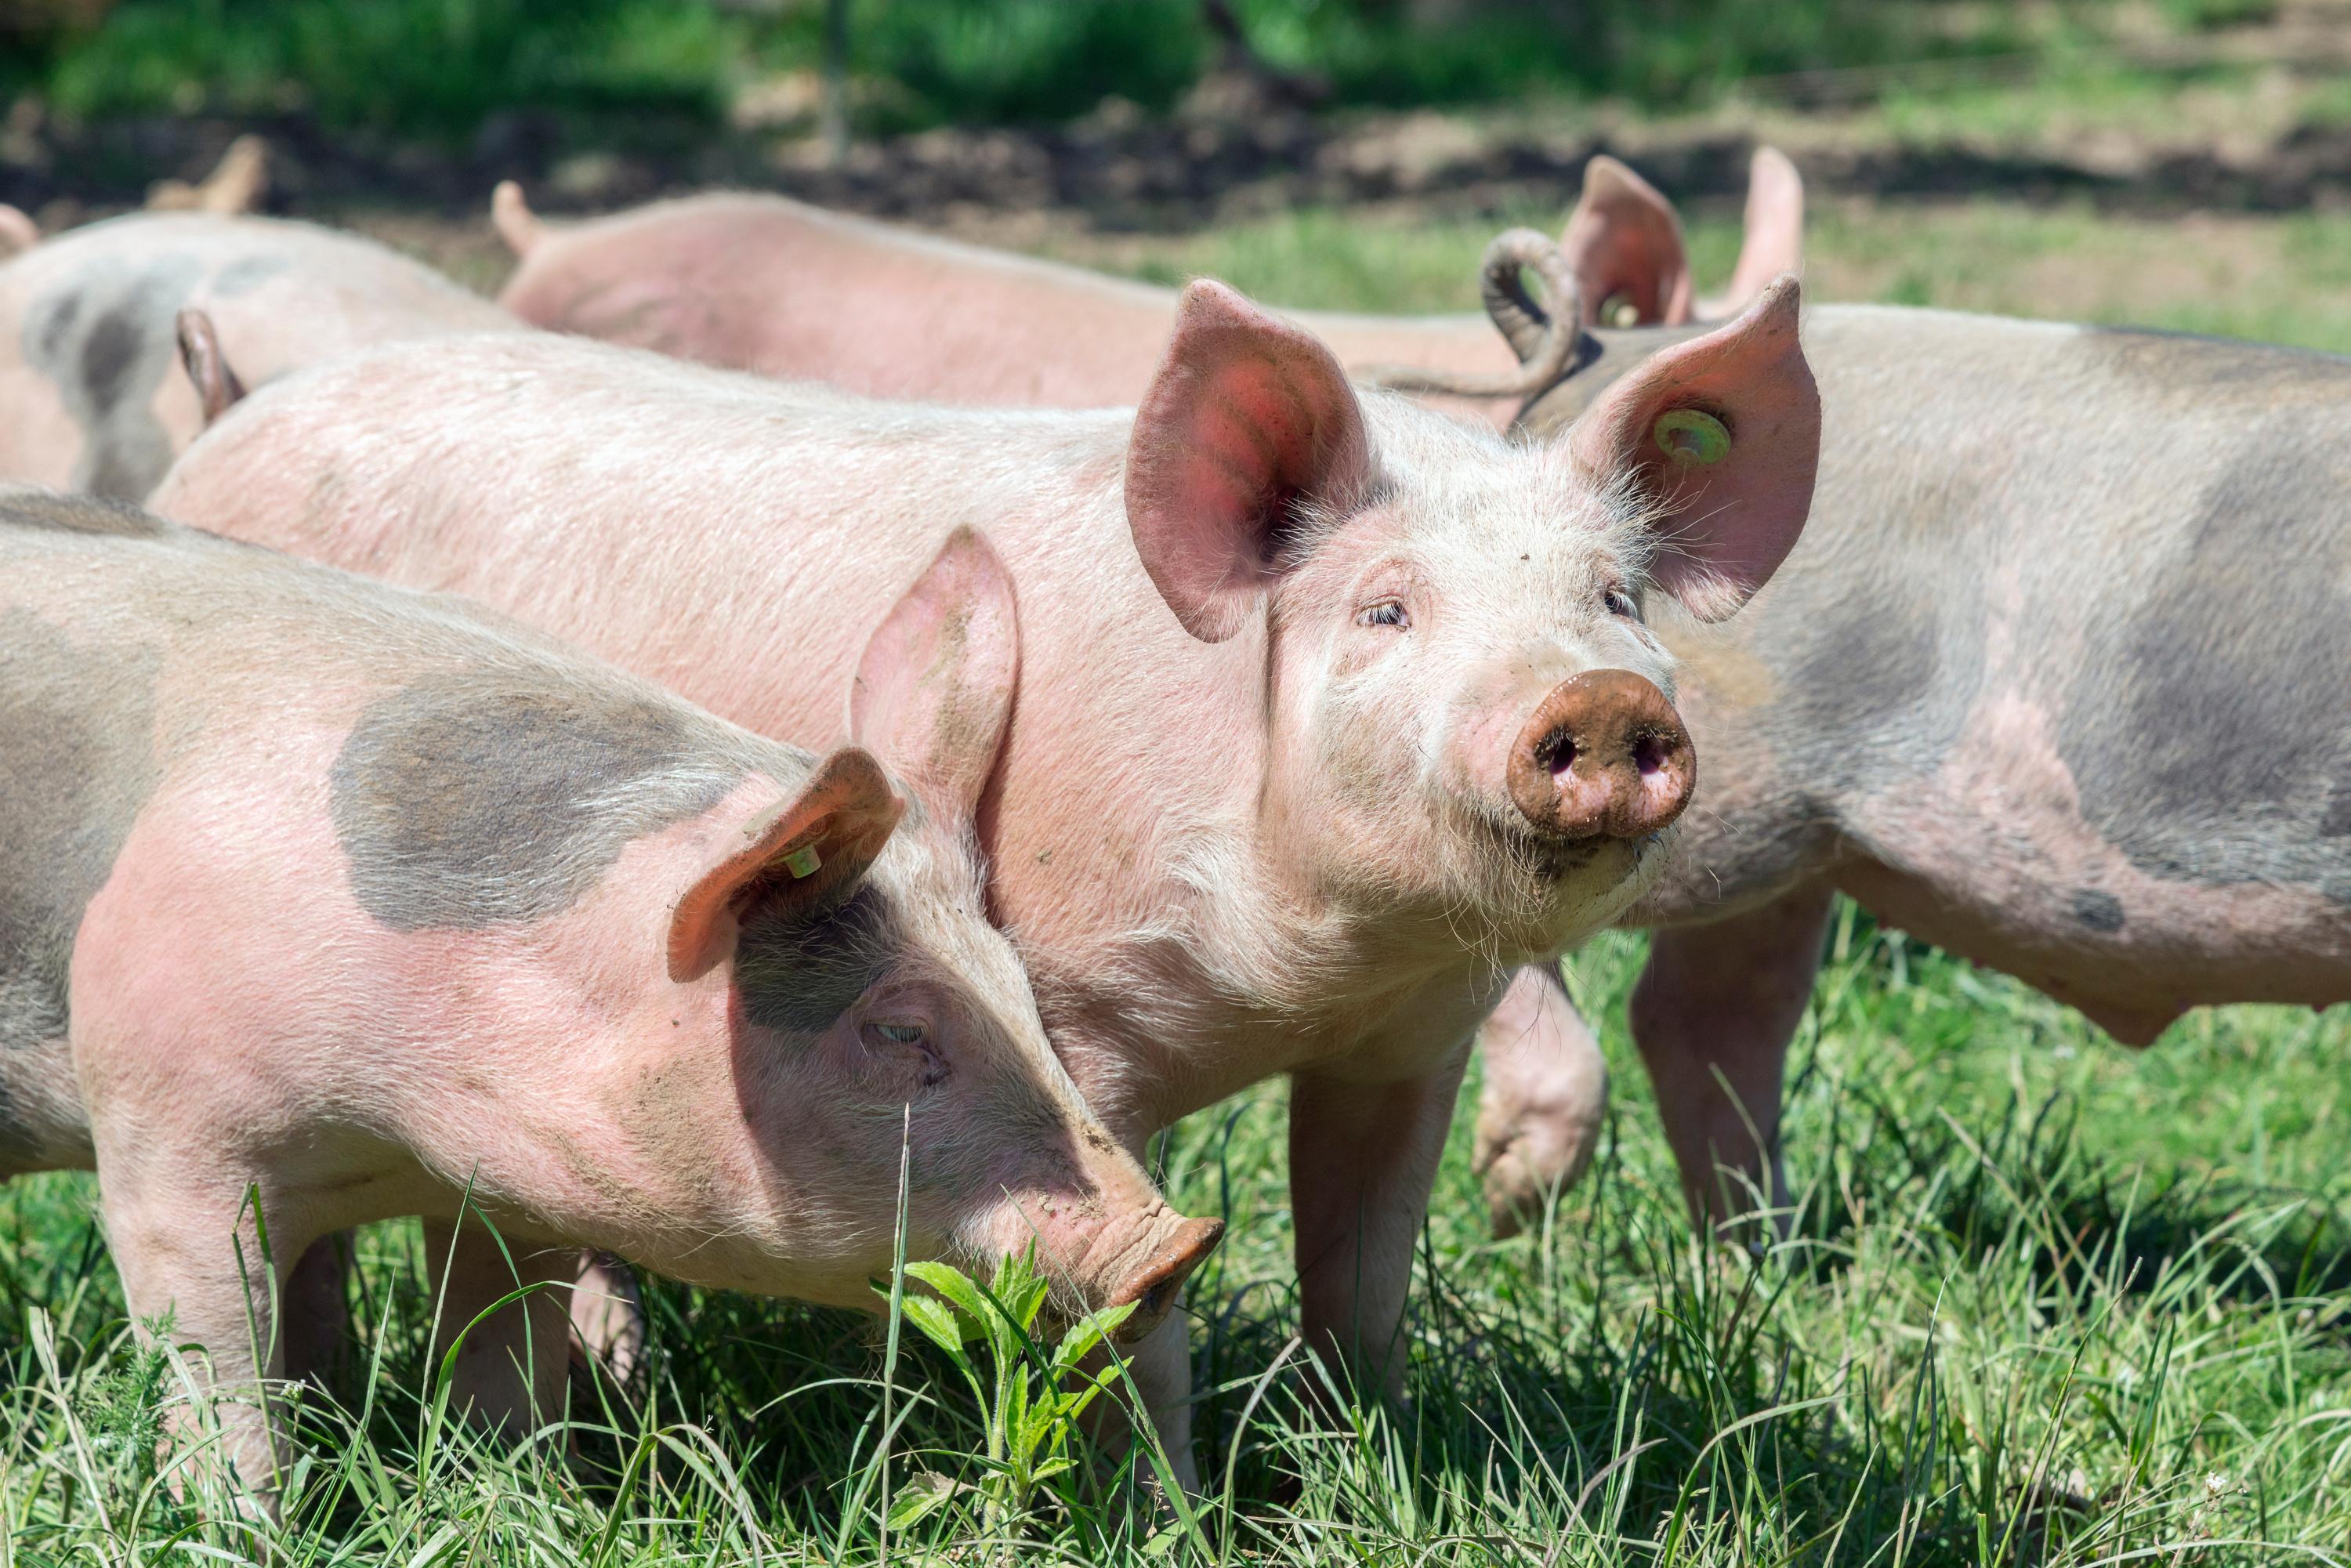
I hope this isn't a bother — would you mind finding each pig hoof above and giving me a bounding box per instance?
[1474,1116,1601,1241]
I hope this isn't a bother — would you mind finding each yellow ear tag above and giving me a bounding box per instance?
[783,845,823,880]
[1654,407,1730,466]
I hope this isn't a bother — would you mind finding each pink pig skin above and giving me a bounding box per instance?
[0,493,1213,1506]
[491,152,1807,1239]
[152,277,1820,1476]
[0,213,520,502]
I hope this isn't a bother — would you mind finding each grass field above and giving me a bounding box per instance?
[7,33,2351,1565]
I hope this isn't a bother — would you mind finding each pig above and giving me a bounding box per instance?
[487,153,1802,430]
[0,211,519,500]
[0,487,1217,1502]
[1417,158,2351,1230]
[151,276,1822,1477]
[487,152,1805,1237]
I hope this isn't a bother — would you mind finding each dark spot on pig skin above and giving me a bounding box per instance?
[734,882,896,1034]
[21,253,203,500]
[0,488,168,538]
[212,255,290,297]
[0,600,159,1161]
[2324,780,2351,838]
[331,670,777,931]
[2081,327,2351,394]
[2057,436,2351,904]
[2070,889,2125,932]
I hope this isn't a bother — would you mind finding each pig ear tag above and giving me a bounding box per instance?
[782,845,823,879]
[1654,407,1730,466]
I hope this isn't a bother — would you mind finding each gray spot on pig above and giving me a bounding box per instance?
[2081,327,2351,395]
[2070,889,2125,932]
[212,255,291,297]
[735,882,896,1034]
[2323,781,2351,838]
[0,603,158,1163]
[2059,436,2351,904]
[20,254,204,500]
[0,488,169,538]
[331,668,777,931]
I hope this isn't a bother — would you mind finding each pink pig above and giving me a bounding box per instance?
[0,489,1215,1503]
[153,276,1820,1476]
[487,151,1802,1236]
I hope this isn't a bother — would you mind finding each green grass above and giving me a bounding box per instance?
[2,911,2344,1563]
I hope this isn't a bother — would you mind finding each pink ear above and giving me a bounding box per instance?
[1567,276,1819,621]
[1559,155,1694,328]
[1125,280,1371,643]
[666,748,905,983]
[849,527,1019,824]
[1702,147,1805,320]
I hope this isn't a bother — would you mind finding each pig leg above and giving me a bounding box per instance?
[1289,1047,1471,1406]
[1472,965,1610,1240]
[1629,884,1834,1228]
[277,1233,353,1393]
[420,1217,573,1439]
[96,1155,310,1504]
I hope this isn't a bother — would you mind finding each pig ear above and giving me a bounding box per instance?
[849,526,1019,825]
[1702,147,1805,320]
[1559,155,1694,328]
[492,181,543,256]
[1125,279,1371,643]
[666,748,906,983]
[0,205,37,259]
[1567,276,1818,621]
[175,310,247,426]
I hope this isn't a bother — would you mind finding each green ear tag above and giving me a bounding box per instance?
[1653,407,1731,466]
[783,845,823,879]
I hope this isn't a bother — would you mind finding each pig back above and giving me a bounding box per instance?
[1615,307,2351,1016]
[0,213,517,500]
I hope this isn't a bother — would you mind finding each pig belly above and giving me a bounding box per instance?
[1837,764,2351,1045]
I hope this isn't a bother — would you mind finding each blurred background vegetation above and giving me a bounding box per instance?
[0,0,2269,140]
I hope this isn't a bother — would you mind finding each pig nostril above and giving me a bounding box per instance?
[1538,729,1578,779]
[1632,732,1672,778]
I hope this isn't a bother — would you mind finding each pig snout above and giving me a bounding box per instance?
[1506,669,1694,841]
[1103,1215,1226,1343]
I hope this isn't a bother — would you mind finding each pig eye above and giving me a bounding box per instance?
[1357,599,1410,630]
[870,1022,926,1047]
[1603,587,1639,620]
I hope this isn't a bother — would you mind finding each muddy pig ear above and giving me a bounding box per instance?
[1559,155,1694,328]
[849,526,1019,826]
[1125,279,1371,643]
[666,748,906,982]
[175,310,247,426]
[1566,275,1818,622]
[1703,147,1806,320]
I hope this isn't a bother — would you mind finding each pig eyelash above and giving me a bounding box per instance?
[1357,599,1410,630]
[863,1019,947,1085]
[1603,587,1639,620]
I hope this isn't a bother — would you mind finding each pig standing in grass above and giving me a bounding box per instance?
[487,154,1806,1229]
[0,212,517,499]
[1419,159,2351,1227]
[0,490,1216,1502]
[153,276,1820,1475]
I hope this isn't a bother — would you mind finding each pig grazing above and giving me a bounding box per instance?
[491,155,1805,1231]
[0,212,519,500]
[1422,160,2351,1229]
[0,488,1215,1501]
[488,154,1801,429]
[153,276,1820,1474]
